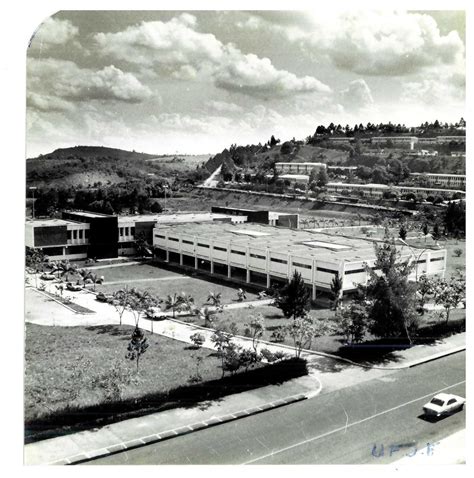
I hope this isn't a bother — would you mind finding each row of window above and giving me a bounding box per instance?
[67,229,88,240]
[119,226,135,237]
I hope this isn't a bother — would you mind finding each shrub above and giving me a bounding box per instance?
[270,326,287,343]
[189,332,205,348]
[260,348,276,362]
[454,248,463,257]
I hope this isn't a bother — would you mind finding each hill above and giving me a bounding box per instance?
[26,146,204,188]
[27,145,160,162]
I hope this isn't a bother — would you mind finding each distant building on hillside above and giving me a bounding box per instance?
[275,162,326,175]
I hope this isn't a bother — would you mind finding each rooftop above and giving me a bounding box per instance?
[65,210,115,219]
[119,212,243,224]
[156,221,426,264]
[26,219,81,227]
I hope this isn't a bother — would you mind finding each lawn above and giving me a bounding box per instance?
[24,323,222,423]
[95,263,258,306]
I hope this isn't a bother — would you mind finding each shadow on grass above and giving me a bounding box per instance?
[25,358,308,445]
[85,325,132,338]
[333,318,465,366]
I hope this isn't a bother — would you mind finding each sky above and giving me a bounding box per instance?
[26,9,466,158]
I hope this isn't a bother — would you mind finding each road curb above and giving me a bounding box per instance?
[43,393,309,465]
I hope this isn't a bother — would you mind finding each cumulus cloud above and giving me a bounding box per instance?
[93,14,330,98]
[30,17,79,49]
[27,59,152,106]
[27,92,75,113]
[239,11,464,76]
[339,79,374,111]
[208,100,243,114]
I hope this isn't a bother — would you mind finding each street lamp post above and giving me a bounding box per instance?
[29,186,37,219]
[397,238,437,281]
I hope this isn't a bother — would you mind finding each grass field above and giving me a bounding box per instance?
[95,263,258,306]
[24,323,222,422]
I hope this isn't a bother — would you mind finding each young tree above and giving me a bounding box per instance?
[316,168,329,189]
[112,287,131,325]
[399,224,407,241]
[210,327,233,377]
[165,292,185,318]
[362,232,419,345]
[285,314,331,358]
[416,275,434,313]
[128,288,158,326]
[335,303,368,344]
[25,247,47,288]
[275,271,311,320]
[207,291,222,308]
[135,231,152,257]
[432,277,465,325]
[244,314,265,352]
[431,223,441,242]
[330,274,343,310]
[126,326,149,373]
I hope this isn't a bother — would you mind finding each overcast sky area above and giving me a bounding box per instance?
[26,10,465,157]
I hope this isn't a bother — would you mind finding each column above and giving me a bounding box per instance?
[194,256,198,269]
[227,264,231,278]
[166,249,169,262]
[312,283,317,301]
[246,269,250,283]
[266,274,271,288]
[179,253,183,266]
[211,261,214,274]
[311,259,317,301]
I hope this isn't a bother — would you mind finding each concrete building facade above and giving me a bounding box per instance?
[152,222,446,299]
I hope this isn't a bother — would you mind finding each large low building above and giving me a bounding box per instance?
[409,173,466,189]
[25,208,299,260]
[326,182,465,199]
[275,162,326,175]
[152,222,446,299]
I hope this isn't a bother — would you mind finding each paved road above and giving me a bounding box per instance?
[83,352,465,465]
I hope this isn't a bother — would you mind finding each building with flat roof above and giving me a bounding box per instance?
[211,206,299,228]
[326,182,465,199]
[410,173,465,189]
[152,222,446,299]
[275,162,326,175]
[25,218,90,260]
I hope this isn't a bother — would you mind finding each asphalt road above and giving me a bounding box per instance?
[84,352,465,465]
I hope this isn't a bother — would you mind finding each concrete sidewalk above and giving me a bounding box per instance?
[24,367,322,465]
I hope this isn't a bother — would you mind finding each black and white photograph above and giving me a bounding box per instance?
[14,2,468,468]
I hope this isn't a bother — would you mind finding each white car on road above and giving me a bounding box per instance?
[423,393,465,417]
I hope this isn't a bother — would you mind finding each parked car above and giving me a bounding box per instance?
[40,273,56,281]
[423,393,465,417]
[145,306,165,320]
[66,282,82,292]
[96,292,114,303]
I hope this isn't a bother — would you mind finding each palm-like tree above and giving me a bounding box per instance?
[207,291,222,308]
[179,292,194,312]
[84,272,105,291]
[165,293,184,318]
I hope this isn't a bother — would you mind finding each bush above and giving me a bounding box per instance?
[189,332,205,348]
[453,248,463,257]
[270,326,287,343]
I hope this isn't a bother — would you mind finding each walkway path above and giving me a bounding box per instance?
[103,276,188,286]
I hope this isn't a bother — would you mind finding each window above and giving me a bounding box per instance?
[73,230,77,240]
[155,234,166,239]
[231,250,246,256]
[317,267,337,275]
[130,227,135,236]
[67,231,72,240]
[168,237,179,242]
[416,259,426,264]
[183,240,193,245]
[119,227,124,237]
[85,230,89,239]
[78,230,83,239]
[447,399,456,405]
[250,253,266,260]
[271,257,287,264]
[197,243,209,248]
[431,257,444,262]
[345,268,365,275]
[293,262,311,269]
[125,227,129,236]
[214,246,227,252]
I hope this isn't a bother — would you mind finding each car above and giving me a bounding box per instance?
[66,282,82,292]
[40,273,56,281]
[96,292,114,303]
[423,393,465,417]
